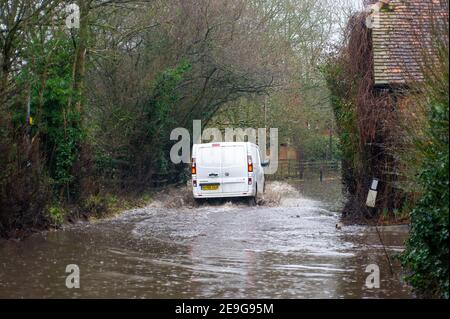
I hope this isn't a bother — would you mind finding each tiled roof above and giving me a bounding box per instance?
[370,0,448,86]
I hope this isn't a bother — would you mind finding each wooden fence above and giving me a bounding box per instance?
[266,160,340,180]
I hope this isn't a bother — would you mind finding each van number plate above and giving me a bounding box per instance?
[201,184,219,191]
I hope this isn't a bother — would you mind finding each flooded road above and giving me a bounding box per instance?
[0,178,414,298]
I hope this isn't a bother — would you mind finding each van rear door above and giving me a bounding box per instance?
[220,144,248,193]
[196,144,222,192]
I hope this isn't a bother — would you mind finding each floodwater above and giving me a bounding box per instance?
[0,177,414,298]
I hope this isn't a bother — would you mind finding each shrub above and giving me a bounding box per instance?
[47,206,65,226]
[82,194,118,217]
[401,100,449,298]
[0,133,52,237]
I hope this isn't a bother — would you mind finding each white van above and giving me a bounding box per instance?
[191,142,269,203]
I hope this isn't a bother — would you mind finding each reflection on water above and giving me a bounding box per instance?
[0,177,414,298]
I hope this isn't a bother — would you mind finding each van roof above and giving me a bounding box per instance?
[193,142,258,148]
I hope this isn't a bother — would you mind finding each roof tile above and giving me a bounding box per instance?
[371,0,448,86]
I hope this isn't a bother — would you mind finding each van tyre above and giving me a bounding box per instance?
[249,185,258,206]
[193,198,202,207]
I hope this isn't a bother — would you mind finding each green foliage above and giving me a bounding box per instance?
[401,100,449,298]
[27,37,84,200]
[321,61,360,194]
[141,60,192,174]
[145,60,192,136]
[0,34,76,236]
[400,36,449,298]
[302,135,341,162]
[51,111,84,195]
[94,149,115,178]
[150,60,192,122]
[88,59,194,190]
[48,206,65,226]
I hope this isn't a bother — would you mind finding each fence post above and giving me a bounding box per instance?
[288,160,291,177]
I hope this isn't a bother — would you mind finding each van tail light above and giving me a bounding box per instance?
[193,180,197,187]
[248,177,253,185]
[247,155,253,172]
[191,158,196,175]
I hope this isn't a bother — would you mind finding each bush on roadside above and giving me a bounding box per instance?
[0,132,52,237]
[82,194,119,217]
[401,100,449,298]
[47,206,65,227]
[401,24,449,297]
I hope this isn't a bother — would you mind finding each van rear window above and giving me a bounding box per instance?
[221,146,246,168]
[197,145,246,168]
[197,147,221,168]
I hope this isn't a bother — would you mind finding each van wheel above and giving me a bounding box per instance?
[193,198,202,207]
[248,186,258,206]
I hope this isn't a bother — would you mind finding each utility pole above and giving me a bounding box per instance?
[264,95,267,128]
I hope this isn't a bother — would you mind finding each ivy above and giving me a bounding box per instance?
[25,36,84,201]
[401,100,449,298]
[142,60,192,174]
